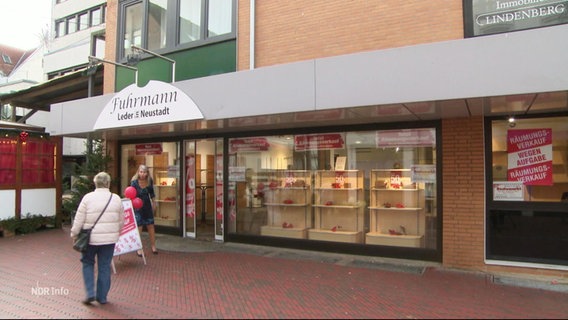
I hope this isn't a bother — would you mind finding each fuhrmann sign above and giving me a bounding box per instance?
[464,0,568,37]
[94,81,204,130]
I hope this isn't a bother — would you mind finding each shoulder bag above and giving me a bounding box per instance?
[73,194,113,252]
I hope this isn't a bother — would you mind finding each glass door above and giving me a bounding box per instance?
[184,139,224,241]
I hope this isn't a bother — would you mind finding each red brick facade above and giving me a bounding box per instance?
[236,1,567,279]
[442,117,486,269]
[237,0,464,70]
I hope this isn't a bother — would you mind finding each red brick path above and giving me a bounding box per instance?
[1,228,567,319]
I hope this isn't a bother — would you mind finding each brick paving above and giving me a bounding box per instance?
[1,227,568,319]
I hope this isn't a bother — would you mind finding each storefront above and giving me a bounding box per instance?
[114,125,441,261]
[49,24,568,269]
[487,115,568,267]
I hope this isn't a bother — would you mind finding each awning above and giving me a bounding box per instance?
[50,25,568,139]
[0,64,104,112]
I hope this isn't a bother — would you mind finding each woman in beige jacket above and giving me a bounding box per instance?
[70,172,124,305]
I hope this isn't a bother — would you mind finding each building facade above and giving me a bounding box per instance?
[48,0,568,279]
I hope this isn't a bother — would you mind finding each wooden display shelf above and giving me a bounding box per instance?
[365,232,423,247]
[156,199,177,203]
[313,204,362,209]
[260,226,307,239]
[264,203,309,207]
[154,217,178,227]
[369,207,422,211]
[308,229,363,243]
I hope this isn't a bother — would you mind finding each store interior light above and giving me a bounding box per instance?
[508,116,516,127]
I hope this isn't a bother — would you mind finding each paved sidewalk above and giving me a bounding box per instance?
[1,227,567,319]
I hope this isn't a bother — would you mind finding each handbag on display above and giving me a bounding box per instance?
[73,194,113,252]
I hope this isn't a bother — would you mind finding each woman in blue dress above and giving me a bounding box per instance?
[131,164,158,255]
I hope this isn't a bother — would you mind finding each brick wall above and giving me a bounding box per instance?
[442,116,486,269]
[104,0,118,95]
[238,0,464,70]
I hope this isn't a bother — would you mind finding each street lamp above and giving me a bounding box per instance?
[88,55,139,85]
[130,45,176,83]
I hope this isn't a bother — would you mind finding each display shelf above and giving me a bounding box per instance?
[260,170,312,239]
[366,169,425,248]
[154,168,179,227]
[308,170,364,244]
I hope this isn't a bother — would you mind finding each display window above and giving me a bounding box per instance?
[487,116,568,266]
[0,136,56,186]
[227,128,438,249]
[121,142,180,228]
[0,137,17,185]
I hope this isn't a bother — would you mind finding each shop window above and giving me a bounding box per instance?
[227,128,438,251]
[121,142,180,229]
[21,140,56,184]
[490,117,568,202]
[0,137,17,185]
[488,116,568,266]
[0,136,56,186]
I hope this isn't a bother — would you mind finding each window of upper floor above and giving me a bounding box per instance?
[2,54,12,64]
[55,5,106,38]
[119,0,236,60]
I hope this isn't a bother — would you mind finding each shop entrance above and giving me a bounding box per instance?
[184,139,224,241]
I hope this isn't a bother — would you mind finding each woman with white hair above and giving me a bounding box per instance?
[70,172,124,305]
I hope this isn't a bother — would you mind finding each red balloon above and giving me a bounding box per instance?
[124,186,137,199]
[132,197,143,209]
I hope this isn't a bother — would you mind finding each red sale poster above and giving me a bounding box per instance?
[215,154,223,222]
[185,155,196,217]
[113,199,143,256]
[507,128,553,186]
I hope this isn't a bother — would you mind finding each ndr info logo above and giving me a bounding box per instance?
[31,281,69,296]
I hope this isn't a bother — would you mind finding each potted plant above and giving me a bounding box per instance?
[0,217,19,237]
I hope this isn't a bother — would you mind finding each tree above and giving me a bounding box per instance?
[62,139,113,224]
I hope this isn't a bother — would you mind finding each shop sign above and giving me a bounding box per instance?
[93,80,204,130]
[294,133,345,151]
[376,128,435,147]
[229,138,270,153]
[466,0,568,37]
[493,181,525,201]
[507,128,553,185]
[135,143,162,155]
[229,166,246,182]
[411,164,436,183]
[167,165,179,178]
